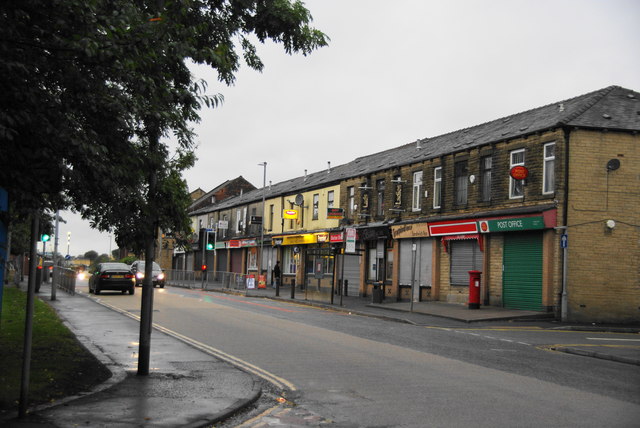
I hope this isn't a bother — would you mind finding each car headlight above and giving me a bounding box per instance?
[136,272,144,279]
[157,272,165,280]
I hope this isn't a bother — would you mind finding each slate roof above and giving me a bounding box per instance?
[191,85,639,215]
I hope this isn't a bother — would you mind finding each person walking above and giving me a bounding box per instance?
[273,261,281,288]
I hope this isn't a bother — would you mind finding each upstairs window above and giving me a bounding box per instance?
[509,149,525,199]
[347,186,355,216]
[235,209,242,233]
[433,167,442,209]
[454,161,468,205]
[376,179,385,216]
[412,171,423,211]
[480,156,492,202]
[312,193,319,220]
[543,142,555,194]
[327,190,335,209]
[268,204,274,231]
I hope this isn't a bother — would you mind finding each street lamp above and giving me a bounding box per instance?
[258,162,267,288]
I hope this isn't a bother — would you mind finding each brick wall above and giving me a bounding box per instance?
[566,130,640,323]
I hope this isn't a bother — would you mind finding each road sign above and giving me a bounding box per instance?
[561,234,568,248]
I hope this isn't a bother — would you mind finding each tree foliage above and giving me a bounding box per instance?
[0,0,328,249]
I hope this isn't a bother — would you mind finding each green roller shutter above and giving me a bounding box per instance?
[503,232,543,311]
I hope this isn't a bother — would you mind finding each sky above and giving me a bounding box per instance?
[59,0,640,258]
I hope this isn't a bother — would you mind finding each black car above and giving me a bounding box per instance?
[89,262,135,295]
[130,260,166,288]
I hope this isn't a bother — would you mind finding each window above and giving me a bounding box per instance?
[248,247,257,270]
[222,214,228,238]
[480,156,492,202]
[376,179,385,216]
[433,167,442,209]
[306,253,335,276]
[282,247,297,274]
[543,142,555,194]
[269,204,274,231]
[385,248,393,281]
[327,190,335,209]
[367,241,377,281]
[312,194,319,220]
[454,161,468,205]
[509,149,525,199]
[235,209,242,233]
[348,186,355,215]
[412,171,423,211]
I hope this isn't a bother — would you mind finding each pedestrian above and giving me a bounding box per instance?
[273,261,281,288]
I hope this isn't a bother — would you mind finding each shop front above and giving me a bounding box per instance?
[391,222,433,302]
[359,224,392,299]
[478,215,551,311]
[272,232,336,302]
[428,209,556,310]
[331,230,362,297]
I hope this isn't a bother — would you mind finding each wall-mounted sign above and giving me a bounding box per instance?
[283,209,298,219]
[330,232,344,243]
[429,221,478,236]
[218,220,229,229]
[510,165,529,180]
[327,207,344,219]
[316,233,329,243]
[250,216,262,224]
[345,227,357,254]
[478,216,544,233]
[391,223,430,239]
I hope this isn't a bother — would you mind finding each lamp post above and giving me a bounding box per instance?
[258,162,267,287]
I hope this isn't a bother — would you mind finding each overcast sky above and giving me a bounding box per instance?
[60,0,640,258]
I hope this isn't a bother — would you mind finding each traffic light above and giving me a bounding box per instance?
[205,230,215,250]
[201,264,207,271]
[40,219,53,242]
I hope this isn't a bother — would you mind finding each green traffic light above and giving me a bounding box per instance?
[206,243,214,250]
[41,234,51,242]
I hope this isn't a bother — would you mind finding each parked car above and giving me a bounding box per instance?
[89,262,135,295]
[130,260,165,288]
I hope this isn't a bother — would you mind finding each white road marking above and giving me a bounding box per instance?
[587,337,640,342]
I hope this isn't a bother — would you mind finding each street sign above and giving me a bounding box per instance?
[218,220,228,229]
[250,216,262,224]
[561,234,568,248]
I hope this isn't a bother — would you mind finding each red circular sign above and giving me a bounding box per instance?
[510,165,529,180]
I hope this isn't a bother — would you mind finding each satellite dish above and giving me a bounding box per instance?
[295,194,304,206]
[606,159,620,171]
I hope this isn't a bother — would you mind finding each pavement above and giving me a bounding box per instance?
[3,281,639,427]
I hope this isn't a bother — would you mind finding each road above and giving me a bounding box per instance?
[80,283,640,427]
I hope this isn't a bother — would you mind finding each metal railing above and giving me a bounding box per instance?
[165,269,271,295]
[52,266,76,295]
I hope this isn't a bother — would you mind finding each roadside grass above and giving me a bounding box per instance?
[0,286,111,415]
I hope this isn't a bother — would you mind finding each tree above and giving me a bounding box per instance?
[1,0,328,394]
[83,251,99,262]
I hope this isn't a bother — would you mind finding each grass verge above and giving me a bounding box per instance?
[0,286,111,416]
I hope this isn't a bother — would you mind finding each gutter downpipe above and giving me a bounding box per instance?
[560,126,571,322]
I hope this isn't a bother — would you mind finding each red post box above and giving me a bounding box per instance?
[468,270,481,309]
